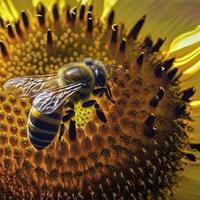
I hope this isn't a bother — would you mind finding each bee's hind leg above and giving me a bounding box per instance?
[69,120,76,141]
[82,100,107,123]
[61,101,77,141]
[63,101,75,122]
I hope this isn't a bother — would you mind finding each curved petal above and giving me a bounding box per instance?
[90,0,104,18]
[101,0,117,20]
[0,0,19,21]
[110,0,200,49]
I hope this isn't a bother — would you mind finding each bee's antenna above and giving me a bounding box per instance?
[107,65,129,74]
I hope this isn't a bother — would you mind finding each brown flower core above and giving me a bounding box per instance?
[0,3,194,200]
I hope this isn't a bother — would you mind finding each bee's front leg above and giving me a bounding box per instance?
[82,100,107,123]
[92,86,115,104]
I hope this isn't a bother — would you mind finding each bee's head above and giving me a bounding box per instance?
[84,58,107,87]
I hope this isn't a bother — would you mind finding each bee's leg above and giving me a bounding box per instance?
[104,87,115,104]
[58,123,65,143]
[92,88,105,97]
[95,103,107,123]
[62,110,75,122]
[82,100,97,108]
[64,101,74,110]
[69,120,76,141]
[106,83,113,98]
[82,100,107,123]
[92,87,115,103]
[62,101,75,122]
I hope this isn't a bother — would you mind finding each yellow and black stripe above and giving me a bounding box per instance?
[27,107,62,150]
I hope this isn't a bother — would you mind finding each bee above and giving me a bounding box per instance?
[3,58,115,150]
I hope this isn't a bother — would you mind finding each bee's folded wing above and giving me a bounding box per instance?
[3,74,58,98]
[33,82,85,114]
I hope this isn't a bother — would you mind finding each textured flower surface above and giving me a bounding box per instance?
[0,0,199,199]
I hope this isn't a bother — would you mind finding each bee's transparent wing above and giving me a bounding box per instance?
[3,74,58,98]
[33,82,85,114]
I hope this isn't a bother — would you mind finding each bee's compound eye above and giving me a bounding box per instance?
[83,57,93,66]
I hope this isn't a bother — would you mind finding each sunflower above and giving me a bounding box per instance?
[0,0,199,199]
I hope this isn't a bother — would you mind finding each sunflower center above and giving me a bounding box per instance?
[0,2,192,200]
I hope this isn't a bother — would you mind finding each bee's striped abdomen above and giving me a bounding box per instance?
[28,107,62,150]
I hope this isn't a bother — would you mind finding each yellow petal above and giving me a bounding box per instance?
[90,0,104,17]
[101,0,117,21]
[10,0,33,11]
[169,26,200,54]
[174,164,200,200]
[32,0,57,10]
[0,0,19,21]
[110,0,200,49]
[167,25,200,75]
[32,0,80,10]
